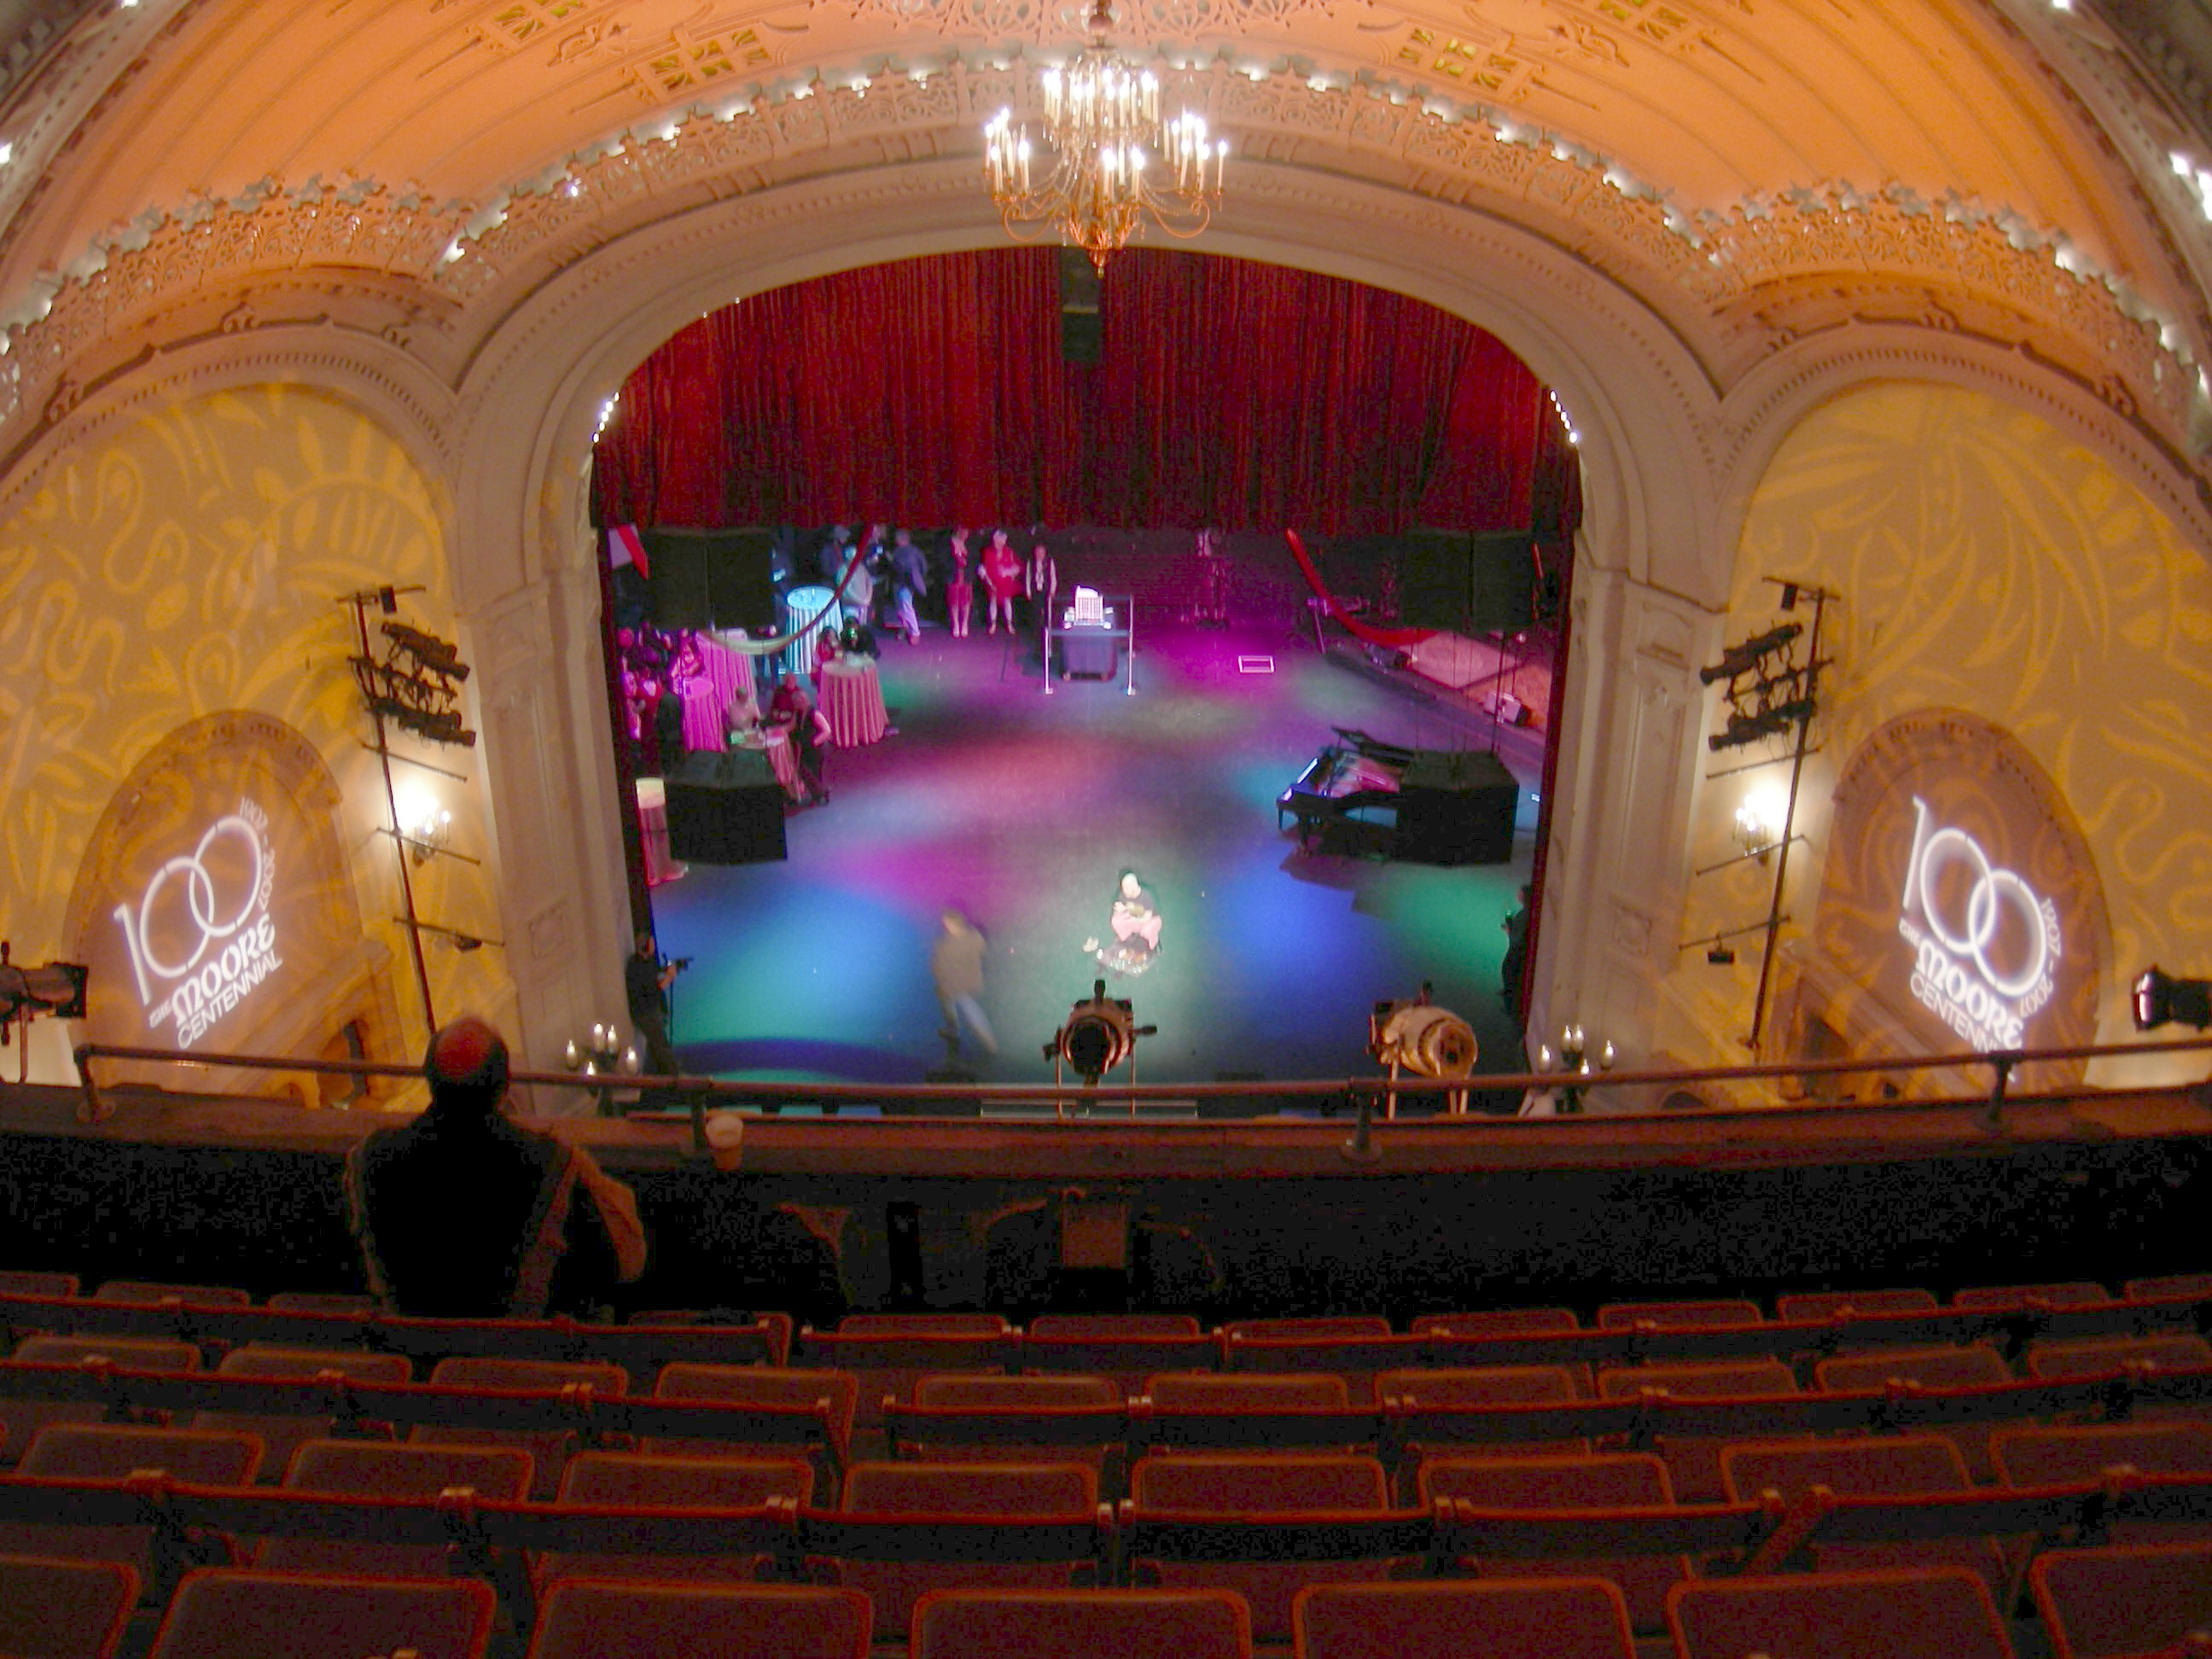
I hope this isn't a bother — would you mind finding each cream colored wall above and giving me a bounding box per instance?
[1662,381,2212,1090]
[0,384,512,1087]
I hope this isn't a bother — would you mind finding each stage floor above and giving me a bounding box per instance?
[647,620,1544,1091]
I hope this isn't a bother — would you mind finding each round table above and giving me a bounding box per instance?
[818,657,888,747]
[734,725,800,797]
[633,777,684,886]
[676,677,727,752]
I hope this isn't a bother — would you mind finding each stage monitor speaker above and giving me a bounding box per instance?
[664,748,788,864]
[1466,531,1536,633]
[1396,530,1467,630]
[1395,748,1518,865]
[643,528,781,634]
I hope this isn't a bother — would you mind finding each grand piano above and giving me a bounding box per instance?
[1278,727,1518,864]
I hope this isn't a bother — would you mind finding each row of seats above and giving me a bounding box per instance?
[11,1555,2205,1659]
[8,1336,2207,1501]
[2,1423,2209,1649]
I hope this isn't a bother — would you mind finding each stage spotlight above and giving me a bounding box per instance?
[1697,623,1801,685]
[1706,938,1736,965]
[2133,965,2212,1032]
[1046,979,1157,1086]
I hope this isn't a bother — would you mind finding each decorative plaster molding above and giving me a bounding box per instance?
[0,57,2199,492]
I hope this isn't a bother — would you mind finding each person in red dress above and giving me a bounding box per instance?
[980,527,1022,635]
[946,528,975,638]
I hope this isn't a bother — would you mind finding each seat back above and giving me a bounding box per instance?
[2124,1273,2212,1302]
[1992,1423,2212,1545]
[1223,1318,1391,1341]
[149,1568,498,1659]
[835,1459,1099,1642]
[4,1425,261,1591]
[1294,1578,1636,1659]
[1952,1282,2110,1311]
[264,1437,533,1577]
[1027,1313,1202,1337]
[527,1580,872,1659]
[1594,1359,1797,1503]
[191,1346,413,1482]
[1145,1372,1350,1411]
[1595,1300,1761,1330]
[0,1554,138,1659]
[1777,1288,1941,1322]
[1814,1343,2017,1481]
[1411,1309,1579,1336]
[1419,1452,1682,1633]
[262,1292,379,1314]
[91,1283,251,1308]
[0,1271,79,1299]
[905,1372,1121,1482]
[797,1330,1010,1448]
[1126,1453,1393,1641]
[1380,1365,1586,1499]
[1667,1567,2016,1659]
[1720,1435,2004,1598]
[538,1452,812,1587]
[2026,1333,2212,1379]
[3,1336,201,1467]
[838,1313,1010,1336]
[913,1586,1252,1659]
[649,1363,856,1482]
[2029,1541,2212,1659]
[411,1356,627,1499]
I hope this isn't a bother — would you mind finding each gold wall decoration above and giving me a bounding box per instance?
[0,384,510,1089]
[1667,381,2212,1089]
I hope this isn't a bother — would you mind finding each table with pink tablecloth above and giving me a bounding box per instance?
[677,677,726,752]
[818,658,888,747]
[734,725,800,797]
[633,778,684,886]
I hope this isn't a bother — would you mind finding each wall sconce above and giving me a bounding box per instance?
[396,789,453,865]
[1733,785,1785,864]
[564,1022,642,1118]
[1534,1022,1614,1115]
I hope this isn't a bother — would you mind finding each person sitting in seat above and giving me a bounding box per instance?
[345,1018,647,1318]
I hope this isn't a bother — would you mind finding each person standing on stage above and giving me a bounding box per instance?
[818,522,854,585]
[929,909,998,1056]
[980,528,1022,635]
[626,931,684,1079]
[889,527,929,643]
[1024,538,1058,635]
[946,529,975,638]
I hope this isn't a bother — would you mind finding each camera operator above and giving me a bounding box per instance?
[626,930,687,1080]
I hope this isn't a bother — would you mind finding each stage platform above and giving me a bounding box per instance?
[5,1079,2208,1323]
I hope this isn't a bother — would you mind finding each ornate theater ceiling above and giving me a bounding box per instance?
[0,0,2205,458]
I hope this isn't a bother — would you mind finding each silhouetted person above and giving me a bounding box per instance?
[345,1017,646,1318]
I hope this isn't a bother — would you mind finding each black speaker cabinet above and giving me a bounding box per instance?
[665,748,787,864]
[1394,749,1517,865]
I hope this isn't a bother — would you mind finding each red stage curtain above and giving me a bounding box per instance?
[593,247,1579,538]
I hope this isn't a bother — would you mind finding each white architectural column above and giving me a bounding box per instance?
[1532,557,1722,1070]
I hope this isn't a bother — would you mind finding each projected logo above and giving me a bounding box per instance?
[1896,795,2061,1051]
[111,800,285,1050]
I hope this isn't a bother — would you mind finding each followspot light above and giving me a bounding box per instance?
[2133,965,2212,1031]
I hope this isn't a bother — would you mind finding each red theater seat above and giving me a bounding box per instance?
[1667,1567,2015,1659]
[1596,1299,1762,1330]
[0,1554,138,1659]
[3,1335,202,1468]
[2124,1273,2212,1302]
[1992,1423,2212,1545]
[914,1586,1253,1659]
[0,1272,80,1300]
[1419,1451,1684,1633]
[1223,1317,1392,1341]
[149,1568,498,1659]
[3,1424,261,1593]
[262,1292,377,1314]
[1813,1342,2018,1481]
[648,1363,856,1483]
[831,1458,1100,1643]
[536,1451,812,1588]
[90,1282,251,1307]
[1294,1577,1636,1659]
[1126,1452,1397,1643]
[1028,1313,1202,1336]
[1412,1309,1580,1336]
[190,1345,413,1483]
[261,1438,533,1578]
[1777,1287,1941,1322]
[410,1356,627,1500]
[2029,1541,2212,1659]
[1594,1358,1797,1503]
[1953,1282,2110,1311]
[1378,1365,1587,1497]
[904,1371,1122,1484]
[527,1580,871,1659]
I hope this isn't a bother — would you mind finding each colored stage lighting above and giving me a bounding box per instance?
[2132,965,2212,1032]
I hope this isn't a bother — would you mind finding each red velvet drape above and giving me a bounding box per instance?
[593,247,1579,538]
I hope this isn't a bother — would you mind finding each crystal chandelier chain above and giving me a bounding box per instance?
[981,0,1227,272]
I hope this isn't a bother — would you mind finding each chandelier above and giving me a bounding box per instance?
[982,0,1227,272]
